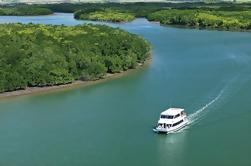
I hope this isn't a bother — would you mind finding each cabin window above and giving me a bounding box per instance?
[160,115,174,119]
[160,115,166,119]
[158,123,167,128]
[172,120,184,127]
[158,123,172,128]
[174,114,180,118]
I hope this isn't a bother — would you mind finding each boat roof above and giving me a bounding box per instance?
[161,108,184,116]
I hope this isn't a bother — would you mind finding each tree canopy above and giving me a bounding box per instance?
[0,23,150,93]
[0,6,53,16]
[71,3,251,28]
[147,9,251,31]
[74,9,135,22]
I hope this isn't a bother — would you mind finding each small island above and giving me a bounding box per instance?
[147,9,251,31]
[74,9,135,22]
[0,23,150,94]
[0,6,53,16]
[71,3,251,31]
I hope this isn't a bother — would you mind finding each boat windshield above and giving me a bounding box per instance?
[160,115,174,119]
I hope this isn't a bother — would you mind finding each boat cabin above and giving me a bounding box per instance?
[153,108,188,133]
[157,108,186,128]
[160,108,185,119]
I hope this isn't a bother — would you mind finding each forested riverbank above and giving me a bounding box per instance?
[1,2,251,94]
[70,2,251,30]
[0,23,150,93]
[147,9,251,31]
[0,6,53,16]
[74,9,135,22]
[0,59,150,99]
[42,2,251,16]
[2,2,251,29]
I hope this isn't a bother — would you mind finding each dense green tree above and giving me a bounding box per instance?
[74,9,135,22]
[0,6,53,16]
[147,9,251,31]
[0,23,150,93]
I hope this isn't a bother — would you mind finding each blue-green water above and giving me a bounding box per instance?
[0,13,251,166]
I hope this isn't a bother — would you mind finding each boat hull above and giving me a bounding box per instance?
[153,120,188,134]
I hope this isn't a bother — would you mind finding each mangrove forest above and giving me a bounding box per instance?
[74,9,135,22]
[147,9,251,31]
[0,6,53,16]
[71,2,251,30]
[0,23,150,93]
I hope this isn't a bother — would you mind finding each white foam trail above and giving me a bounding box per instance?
[175,125,189,133]
[188,88,225,125]
[171,88,225,134]
[172,69,251,134]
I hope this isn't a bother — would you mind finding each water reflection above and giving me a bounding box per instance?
[156,131,188,166]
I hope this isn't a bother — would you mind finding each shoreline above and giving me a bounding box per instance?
[150,20,251,33]
[0,58,151,100]
[74,16,251,33]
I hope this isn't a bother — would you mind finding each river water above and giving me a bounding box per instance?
[0,13,251,166]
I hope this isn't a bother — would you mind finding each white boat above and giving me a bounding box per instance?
[153,108,188,134]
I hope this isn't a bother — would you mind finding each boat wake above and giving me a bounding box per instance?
[173,87,226,134]
[187,68,251,128]
[173,54,251,134]
[187,88,225,126]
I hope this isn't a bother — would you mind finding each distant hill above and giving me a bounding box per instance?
[0,0,208,4]
[0,0,250,4]
[0,0,72,4]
